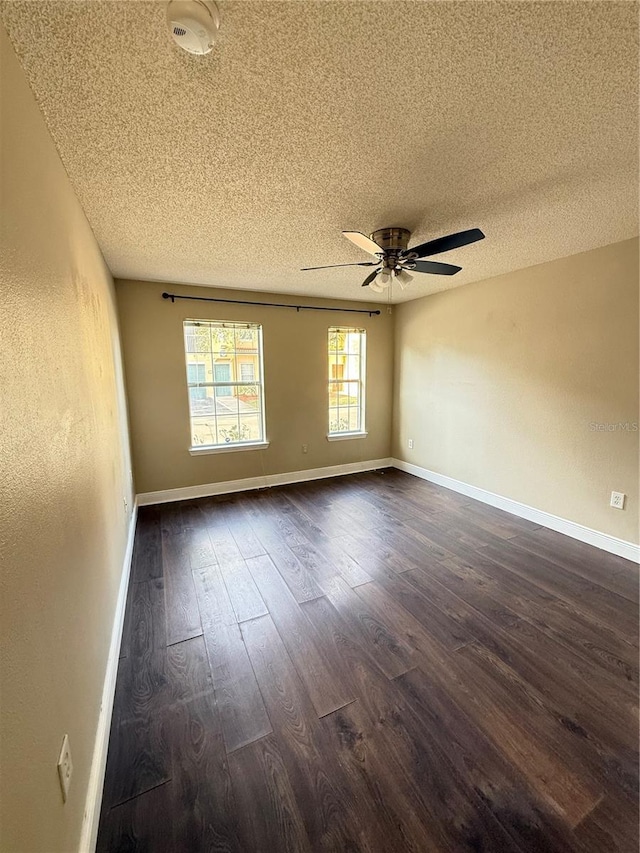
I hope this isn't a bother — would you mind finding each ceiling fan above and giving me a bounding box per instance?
[301,227,485,292]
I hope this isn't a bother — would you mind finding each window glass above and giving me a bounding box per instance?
[328,327,366,435]
[183,320,265,448]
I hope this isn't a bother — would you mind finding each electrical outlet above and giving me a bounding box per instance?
[610,491,625,510]
[408,439,414,450]
[57,734,73,803]
[302,444,308,454]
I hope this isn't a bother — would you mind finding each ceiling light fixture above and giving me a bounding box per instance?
[378,269,392,289]
[395,268,414,290]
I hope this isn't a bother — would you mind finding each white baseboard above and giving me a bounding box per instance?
[392,459,639,564]
[138,455,639,561]
[79,499,139,853]
[137,458,393,506]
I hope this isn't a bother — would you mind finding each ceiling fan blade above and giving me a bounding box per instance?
[343,231,384,257]
[361,269,381,287]
[301,262,378,270]
[409,260,462,275]
[407,228,485,259]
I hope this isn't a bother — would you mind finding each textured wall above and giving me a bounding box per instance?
[393,238,639,544]
[116,280,393,494]
[0,26,133,853]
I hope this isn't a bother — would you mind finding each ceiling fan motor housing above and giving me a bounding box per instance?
[370,228,411,253]
[371,227,412,270]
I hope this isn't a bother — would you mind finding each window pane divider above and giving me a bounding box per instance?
[186,381,262,389]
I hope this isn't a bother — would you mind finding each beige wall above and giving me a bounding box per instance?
[0,26,133,853]
[116,280,393,494]
[393,238,639,544]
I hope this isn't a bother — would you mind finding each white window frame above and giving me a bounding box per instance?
[327,326,367,440]
[183,320,268,454]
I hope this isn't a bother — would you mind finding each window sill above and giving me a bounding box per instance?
[189,441,270,456]
[326,431,368,442]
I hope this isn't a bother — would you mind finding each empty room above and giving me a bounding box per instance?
[1,1,638,852]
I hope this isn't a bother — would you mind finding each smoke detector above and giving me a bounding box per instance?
[167,0,220,55]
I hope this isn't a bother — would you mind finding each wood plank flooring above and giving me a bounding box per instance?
[98,469,639,852]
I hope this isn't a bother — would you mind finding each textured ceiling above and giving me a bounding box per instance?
[2,1,638,303]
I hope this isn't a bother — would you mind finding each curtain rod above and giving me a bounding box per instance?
[162,292,380,316]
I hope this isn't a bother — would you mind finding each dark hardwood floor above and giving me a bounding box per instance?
[97,469,639,852]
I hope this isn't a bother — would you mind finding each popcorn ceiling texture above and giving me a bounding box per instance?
[1,1,638,303]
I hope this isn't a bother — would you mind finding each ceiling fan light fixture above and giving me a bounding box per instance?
[395,268,414,290]
[369,277,385,293]
[378,269,392,288]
